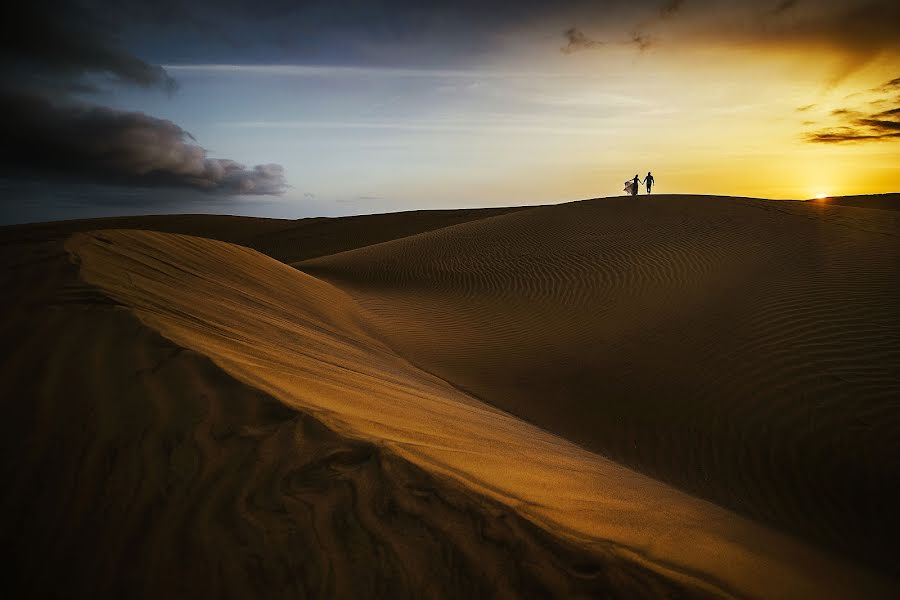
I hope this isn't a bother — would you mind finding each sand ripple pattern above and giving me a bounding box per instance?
[301,195,900,574]
[63,228,896,598]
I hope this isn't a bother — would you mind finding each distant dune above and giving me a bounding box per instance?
[1,194,898,598]
[1,206,525,263]
[808,192,900,211]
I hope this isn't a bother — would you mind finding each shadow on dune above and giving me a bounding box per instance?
[0,234,698,599]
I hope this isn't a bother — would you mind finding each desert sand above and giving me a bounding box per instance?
[1,194,898,598]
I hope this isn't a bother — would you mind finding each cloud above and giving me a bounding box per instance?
[771,0,798,16]
[558,1,899,78]
[875,77,900,92]
[804,77,900,143]
[563,26,653,54]
[659,0,686,19]
[805,129,900,143]
[560,28,604,54]
[1,2,176,94]
[0,0,286,198]
[610,0,684,54]
[0,88,286,194]
[629,31,655,52]
[715,1,900,81]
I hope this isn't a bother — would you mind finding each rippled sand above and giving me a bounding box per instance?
[2,194,898,598]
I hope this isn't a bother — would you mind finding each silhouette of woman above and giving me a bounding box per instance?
[631,174,641,196]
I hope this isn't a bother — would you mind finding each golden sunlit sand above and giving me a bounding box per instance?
[2,194,899,598]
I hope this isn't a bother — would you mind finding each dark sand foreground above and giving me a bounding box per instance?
[1,195,898,599]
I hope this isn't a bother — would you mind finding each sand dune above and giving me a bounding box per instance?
[1,206,524,264]
[811,193,900,211]
[1,232,692,599]
[300,195,900,574]
[59,227,892,598]
[1,194,898,598]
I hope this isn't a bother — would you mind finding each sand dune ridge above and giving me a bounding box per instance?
[65,227,898,598]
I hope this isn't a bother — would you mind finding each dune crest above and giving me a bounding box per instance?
[67,228,895,599]
[4,242,674,599]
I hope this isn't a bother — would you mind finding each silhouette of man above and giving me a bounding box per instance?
[645,171,655,194]
[631,174,640,196]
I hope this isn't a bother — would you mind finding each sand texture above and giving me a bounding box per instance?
[301,196,900,573]
[2,194,898,598]
[1,233,695,599]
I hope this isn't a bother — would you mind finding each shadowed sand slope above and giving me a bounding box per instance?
[238,207,527,262]
[299,195,900,574]
[1,235,698,599]
[1,206,525,264]
[55,229,896,598]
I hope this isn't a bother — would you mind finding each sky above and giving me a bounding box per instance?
[1,0,899,224]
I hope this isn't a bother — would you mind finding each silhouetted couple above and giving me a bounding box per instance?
[625,172,654,196]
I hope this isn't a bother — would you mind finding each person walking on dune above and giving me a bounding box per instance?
[645,171,655,194]
[628,174,640,197]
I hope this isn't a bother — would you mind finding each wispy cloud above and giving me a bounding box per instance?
[874,77,900,92]
[222,118,611,136]
[659,0,686,19]
[804,76,900,143]
[771,0,798,16]
[164,64,593,80]
[560,28,605,54]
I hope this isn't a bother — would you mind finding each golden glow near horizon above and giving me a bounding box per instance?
[188,31,899,211]
[342,43,900,207]
[520,47,900,201]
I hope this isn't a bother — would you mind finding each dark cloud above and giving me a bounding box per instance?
[1,2,176,93]
[0,0,287,199]
[659,0,685,19]
[560,27,605,54]
[629,31,655,52]
[616,0,684,54]
[562,26,652,54]
[805,129,900,143]
[805,77,900,143]
[704,1,900,81]
[875,77,900,92]
[560,1,899,78]
[771,0,798,16]
[14,1,898,72]
[796,104,816,112]
[0,89,286,194]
